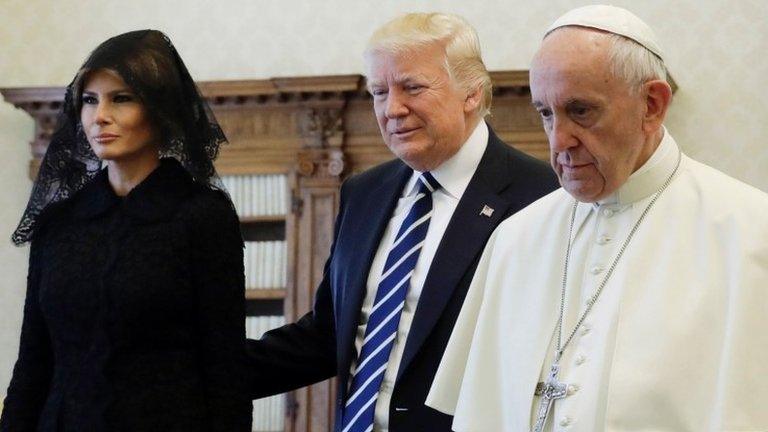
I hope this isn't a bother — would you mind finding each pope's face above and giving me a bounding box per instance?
[530,28,653,202]
[366,43,476,172]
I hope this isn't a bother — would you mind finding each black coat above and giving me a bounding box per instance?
[247,126,559,431]
[0,159,251,432]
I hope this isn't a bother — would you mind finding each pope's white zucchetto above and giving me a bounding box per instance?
[546,4,665,61]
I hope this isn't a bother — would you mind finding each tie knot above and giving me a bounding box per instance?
[418,172,441,194]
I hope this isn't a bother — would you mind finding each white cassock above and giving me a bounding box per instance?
[426,130,768,432]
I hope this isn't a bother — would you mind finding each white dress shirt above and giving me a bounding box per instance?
[352,121,488,432]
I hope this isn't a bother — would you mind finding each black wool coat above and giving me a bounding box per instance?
[0,158,251,432]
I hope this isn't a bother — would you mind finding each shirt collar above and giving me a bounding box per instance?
[71,157,198,223]
[596,126,680,207]
[405,120,489,199]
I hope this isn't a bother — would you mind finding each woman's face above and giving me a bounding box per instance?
[80,68,158,163]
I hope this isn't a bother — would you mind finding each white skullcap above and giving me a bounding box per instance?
[546,5,664,61]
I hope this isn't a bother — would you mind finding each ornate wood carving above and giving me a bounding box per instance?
[290,99,349,432]
[0,87,65,177]
[296,107,346,179]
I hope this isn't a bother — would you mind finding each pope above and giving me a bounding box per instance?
[426,5,768,432]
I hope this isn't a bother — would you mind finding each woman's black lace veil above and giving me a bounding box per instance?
[12,30,227,245]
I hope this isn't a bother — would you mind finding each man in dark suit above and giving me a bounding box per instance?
[247,12,558,432]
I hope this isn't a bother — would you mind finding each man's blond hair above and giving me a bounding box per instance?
[365,13,492,118]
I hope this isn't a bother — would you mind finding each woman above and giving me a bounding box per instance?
[0,30,251,431]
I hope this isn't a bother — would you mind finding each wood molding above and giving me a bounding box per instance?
[0,70,559,179]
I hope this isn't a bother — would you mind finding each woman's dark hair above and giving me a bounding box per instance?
[12,30,227,245]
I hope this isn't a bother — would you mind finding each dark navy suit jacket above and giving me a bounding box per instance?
[248,126,559,431]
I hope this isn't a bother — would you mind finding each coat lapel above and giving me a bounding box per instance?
[337,162,412,388]
[396,131,516,382]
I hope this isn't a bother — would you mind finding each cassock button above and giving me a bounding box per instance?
[559,416,572,426]
[597,234,612,245]
[574,354,586,365]
[580,324,591,335]
[603,208,615,217]
[590,265,604,275]
[567,384,580,395]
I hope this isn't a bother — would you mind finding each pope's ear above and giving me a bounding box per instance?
[643,80,672,132]
[463,86,482,114]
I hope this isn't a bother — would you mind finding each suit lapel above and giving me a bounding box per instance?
[337,162,411,390]
[396,130,516,382]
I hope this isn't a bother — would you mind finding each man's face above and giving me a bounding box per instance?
[366,43,476,172]
[530,28,652,202]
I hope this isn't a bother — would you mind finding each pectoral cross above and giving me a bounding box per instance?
[532,363,569,432]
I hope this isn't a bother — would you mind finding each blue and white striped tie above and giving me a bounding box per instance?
[340,172,440,432]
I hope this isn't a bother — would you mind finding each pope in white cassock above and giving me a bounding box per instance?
[425,5,768,432]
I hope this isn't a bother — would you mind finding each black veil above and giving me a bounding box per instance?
[12,30,227,245]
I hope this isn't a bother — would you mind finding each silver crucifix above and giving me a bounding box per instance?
[532,362,569,432]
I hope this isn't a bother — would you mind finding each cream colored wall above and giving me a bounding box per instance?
[1,0,766,398]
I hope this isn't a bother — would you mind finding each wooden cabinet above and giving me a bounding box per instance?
[2,71,550,432]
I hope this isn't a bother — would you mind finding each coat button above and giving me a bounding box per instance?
[559,416,572,426]
[574,355,586,365]
[597,234,612,245]
[603,208,615,217]
[567,384,580,395]
[590,265,604,275]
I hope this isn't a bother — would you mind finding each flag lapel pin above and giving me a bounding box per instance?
[480,205,494,217]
